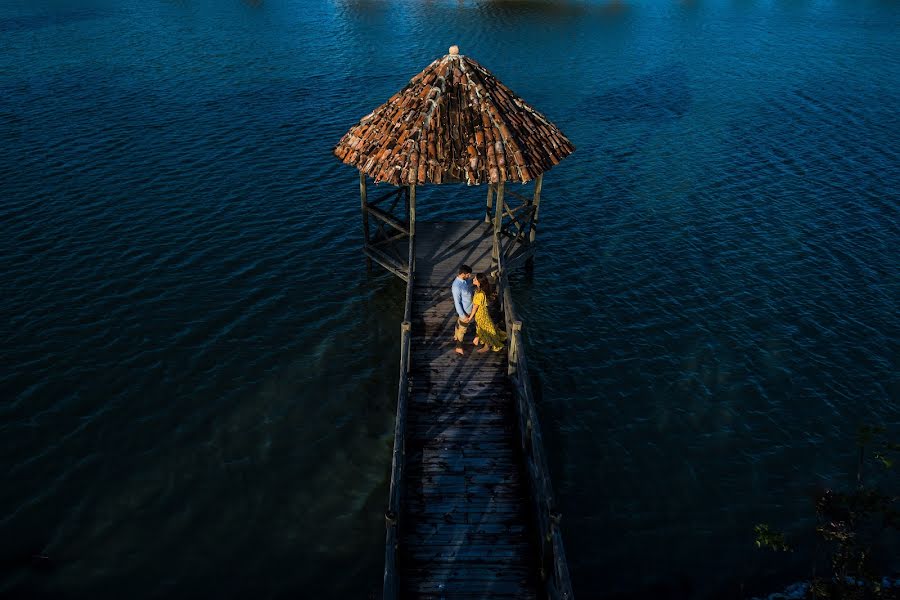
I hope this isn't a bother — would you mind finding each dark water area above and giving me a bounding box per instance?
[1,0,898,598]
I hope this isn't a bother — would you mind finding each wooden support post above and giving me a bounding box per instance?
[526,174,543,272]
[408,185,416,279]
[529,174,543,245]
[360,172,371,270]
[508,320,523,377]
[491,181,505,269]
[485,184,494,224]
[408,185,416,237]
[401,320,411,369]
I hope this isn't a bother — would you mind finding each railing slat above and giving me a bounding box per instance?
[366,203,411,236]
[363,246,408,282]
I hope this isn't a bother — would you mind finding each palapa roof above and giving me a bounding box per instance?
[333,46,575,186]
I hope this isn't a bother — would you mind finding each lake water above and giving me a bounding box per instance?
[1,0,898,598]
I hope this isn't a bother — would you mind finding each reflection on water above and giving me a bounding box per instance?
[1,0,898,597]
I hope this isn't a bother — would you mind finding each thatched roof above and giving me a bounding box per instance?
[333,46,575,186]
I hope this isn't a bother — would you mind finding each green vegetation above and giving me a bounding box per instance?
[756,426,899,599]
[754,523,792,553]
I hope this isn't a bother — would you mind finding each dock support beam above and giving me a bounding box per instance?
[529,174,543,245]
[485,184,494,224]
[409,185,416,237]
[408,184,416,279]
[491,181,505,270]
[526,173,543,270]
[360,172,371,270]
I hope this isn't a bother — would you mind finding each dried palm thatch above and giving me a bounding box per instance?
[334,46,574,186]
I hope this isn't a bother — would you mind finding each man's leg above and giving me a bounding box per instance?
[454,317,469,354]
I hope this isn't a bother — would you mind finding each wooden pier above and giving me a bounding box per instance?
[381,220,572,599]
[332,45,576,598]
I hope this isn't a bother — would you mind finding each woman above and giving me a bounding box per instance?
[463,273,508,353]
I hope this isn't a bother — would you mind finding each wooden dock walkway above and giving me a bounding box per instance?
[332,44,576,600]
[383,220,573,599]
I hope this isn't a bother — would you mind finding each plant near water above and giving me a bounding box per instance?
[754,425,899,599]
[755,523,792,553]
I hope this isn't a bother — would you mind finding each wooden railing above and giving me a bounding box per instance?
[361,182,411,282]
[498,272,574,600]
[382,225,415,600]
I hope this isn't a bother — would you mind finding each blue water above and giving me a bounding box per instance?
[1,0,898,598]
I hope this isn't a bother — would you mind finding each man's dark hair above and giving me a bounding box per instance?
[458,264,472,275]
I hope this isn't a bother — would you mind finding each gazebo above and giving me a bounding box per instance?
[334,45,574,281]
[334,47,576,599]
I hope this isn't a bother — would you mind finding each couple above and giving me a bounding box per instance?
[451,264,508,355]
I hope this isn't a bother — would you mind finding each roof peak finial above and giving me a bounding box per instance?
[449,45,459,56]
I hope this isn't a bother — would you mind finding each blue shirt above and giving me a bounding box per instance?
[452,276,474,318]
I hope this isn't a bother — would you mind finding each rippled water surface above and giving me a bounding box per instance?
[1,0,898,598]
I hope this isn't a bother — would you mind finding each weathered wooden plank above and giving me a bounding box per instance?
[410,384,509,395]
[409,450,516,462]
[404,492,526,507]
[408,409,510,419]
[409,428,512,441]
[407,487,524,501]
[411,358,505,367]
[409,418,510,428]
[412,350,507,360]
[410,391,511,402]
[407,521,529,535]
[408,474,523,487]
[407,545,529,562]
[411,363,506,373]
[404,542,530,553]
[409,395,511,406]
[407,489,523,501]
[412,394,511,406]
[412,469,521,483]
[409,475,522,491]
[404,513,527,531]
[409,381,509,390]
[410,378,508,388]
[404,533,530,546]
[413,398,512,408]
[402,531,533,553]
[409,391,509,401]
[400,565,532,579]
[404,575,534,595]
[407,593,537,600]
[408,418,510,431]
[403,581,534,595]
[409,397,509,407]
[401,571,533,586]
[409,474,520,487]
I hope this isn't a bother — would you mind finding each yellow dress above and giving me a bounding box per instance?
[473,290,508,351]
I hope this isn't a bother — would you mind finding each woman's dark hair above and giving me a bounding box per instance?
[475,272,494,300]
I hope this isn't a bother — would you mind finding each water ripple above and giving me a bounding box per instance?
[1,0,899,598]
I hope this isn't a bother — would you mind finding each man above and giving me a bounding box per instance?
[451,264,474,355]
